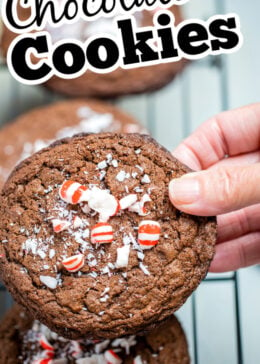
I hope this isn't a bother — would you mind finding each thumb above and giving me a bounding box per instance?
[169,164,260,216]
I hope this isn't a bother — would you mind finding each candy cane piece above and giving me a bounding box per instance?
[138,220,161,249]
[88,187,119,222]
[62,254,85,272]
[70,341,82,358]
[119,194,137,210]
[39,334,54,351]
[52,219,70,233]
[91,223,113,244]
[59,181,89,204]
[43,351,55,359]
[128,194,151,216]
[104,349,122,364]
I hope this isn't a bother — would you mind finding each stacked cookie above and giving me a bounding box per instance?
[0,305,190,363]
[0,100,146,189]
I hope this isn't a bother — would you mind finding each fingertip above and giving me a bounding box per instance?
[168,176,212,216]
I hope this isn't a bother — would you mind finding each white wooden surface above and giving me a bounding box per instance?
[1,1,260,363]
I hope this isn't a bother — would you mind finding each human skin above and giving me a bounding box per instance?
[168,103,260,272]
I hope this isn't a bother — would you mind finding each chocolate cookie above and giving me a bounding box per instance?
[0,133,216,339]
[1,7,186,98]
[0,99,144,190]
[0,305,190,364]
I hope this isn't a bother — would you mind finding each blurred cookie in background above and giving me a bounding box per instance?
[0,99,145,189]
[1,6,186,97]
[0,305,190,364]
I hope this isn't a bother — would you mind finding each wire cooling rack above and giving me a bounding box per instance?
[0,0,260,363]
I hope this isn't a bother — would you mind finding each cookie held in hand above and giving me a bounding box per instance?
[0,133,216,339]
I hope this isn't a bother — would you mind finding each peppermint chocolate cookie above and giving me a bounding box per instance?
[1,7,186,97]
[0,99,144,189]
[0,133,216,339]
[0,305,190,364]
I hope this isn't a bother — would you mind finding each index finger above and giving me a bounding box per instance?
[173,103,260,171]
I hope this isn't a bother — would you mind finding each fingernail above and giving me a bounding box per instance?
[169,175,200,205]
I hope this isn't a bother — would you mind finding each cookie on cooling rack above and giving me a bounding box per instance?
[0,99,145,189]
[0,133,216,339]
[1,6,186,98]
[0,305,190,364]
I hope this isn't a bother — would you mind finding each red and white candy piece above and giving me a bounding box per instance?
[70,341,82,358]
[104,349,122,364]
[39,334,54,352]
[138,220,161,250]
[62,254,85,272]
[88,187,119,222]
[128,194,151,216]
[119,194,137,210]
[59,180,89,204]
[42,351,54,359]
[52,219,70,233]
[91,223,113,244]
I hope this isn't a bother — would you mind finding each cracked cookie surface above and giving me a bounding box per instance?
[0,133,216,339]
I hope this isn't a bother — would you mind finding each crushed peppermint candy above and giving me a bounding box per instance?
[141,174,151,184]
[97,160,107,169]
[87,187,119,222]
[116,170,130,182]
[115,245,130,268]
[138,220,161,250]
[52,219,70,233]
[111,159,118,167]
[128,194,151,216]
[119,194,137,210]
[133,355,144,364]
[139,262,150,276]
[40,276,58,289]
[62,254,85,273]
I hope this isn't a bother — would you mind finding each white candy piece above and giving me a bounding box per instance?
[88,187,118,222]
[115,245,130,268]
[40,276,58,289]
[119,194,137,210]
[76,354,105,364]
[128,194,151,216]
[141,174,151,184]
[94,340,110,354]
[133,355,144,364]
[73,216,83,229]
[52,359,69,364]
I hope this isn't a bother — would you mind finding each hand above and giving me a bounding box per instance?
[168,103,260,272]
